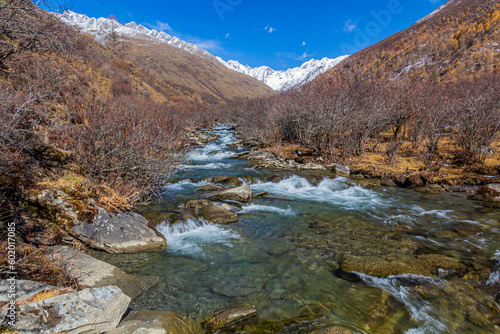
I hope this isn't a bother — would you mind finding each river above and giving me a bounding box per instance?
[95,125,500,334]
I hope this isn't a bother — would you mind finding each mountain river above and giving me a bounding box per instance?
[94,125,500,334]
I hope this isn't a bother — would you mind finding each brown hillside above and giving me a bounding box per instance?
[121,37,275,101]
[322,0,499,83]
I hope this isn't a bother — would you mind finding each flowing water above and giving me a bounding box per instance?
[95,125,500,333]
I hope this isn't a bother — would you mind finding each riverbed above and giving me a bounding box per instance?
[95,125,500,334]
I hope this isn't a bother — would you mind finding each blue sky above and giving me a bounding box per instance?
[62,0,447,70]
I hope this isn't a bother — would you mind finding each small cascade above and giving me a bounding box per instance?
[355,273,448,334]
[156,218,241,258]
[251,175,390,211]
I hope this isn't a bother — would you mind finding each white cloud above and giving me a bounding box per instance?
[190,38,222,51]
[149,20,172,32]
[264,25,276,33]
[343,19,356,33]
[297,50,313,60]
[302,41,306,46]
[225,33,230,39]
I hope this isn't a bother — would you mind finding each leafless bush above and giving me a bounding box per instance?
[455,73,500,163]
[0,0,69,72]
[70,97,184,199]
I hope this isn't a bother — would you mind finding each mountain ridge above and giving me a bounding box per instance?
[57,10,348,91]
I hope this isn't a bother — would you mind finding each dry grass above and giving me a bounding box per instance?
[347,134,500,183]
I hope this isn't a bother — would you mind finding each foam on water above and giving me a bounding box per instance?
[179,163,233,170]
[238,204,295,216]
[384,206,454,225]
[355,272,448,334]
[161,179,209,193]
[186,143,236,161]
[156,218,241,258]
[251,175,389,211]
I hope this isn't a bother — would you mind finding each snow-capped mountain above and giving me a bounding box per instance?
[57,11,215,59]
[217,56,349,91]
[56,11,348,91]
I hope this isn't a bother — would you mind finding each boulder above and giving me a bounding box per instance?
[230,151,250,159]
[202,305,257,333]
[298,163,327,171]
[244,151,276,161]
[107,310,203,334]
[187,131,219,145]
[339,254,465,278]
[51,246,160,299]
[201,204,239,224]
[211,185,252,202]
[0,286,130,334]
[33,189,166,253]
[201,175,242,187]
[197,184,224,191]
[182,199,214,210]
[331,164,350,176]
[0,280,54,303]
[471,184,500,202]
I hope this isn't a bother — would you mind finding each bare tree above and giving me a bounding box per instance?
[104,15,127,56]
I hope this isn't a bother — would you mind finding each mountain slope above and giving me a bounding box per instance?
[58,11,347,92]
[320,0,499,84]
[57,11,274,100]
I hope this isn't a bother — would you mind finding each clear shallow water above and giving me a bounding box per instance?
[94,125,500,334]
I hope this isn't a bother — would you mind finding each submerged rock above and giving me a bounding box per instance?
[202,305,257,333]
[108,310,203,334]
[471,184,500,202]
[33,189,166,253]
[211,185,253,202]
[310,326,354,334]
[0,286,130,334]
[339,254,466,278]
[51,246,160,299]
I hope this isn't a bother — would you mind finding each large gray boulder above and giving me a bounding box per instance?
[210,185,252,202]
[0,286,130,334]
[51,246,160,299]
[202,305,257,333]
[107,310,203,334]
[33,189,166,253]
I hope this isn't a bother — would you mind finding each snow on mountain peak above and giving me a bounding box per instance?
[56,10,348,91]
[56,11,214,59]
[217,56,349,91]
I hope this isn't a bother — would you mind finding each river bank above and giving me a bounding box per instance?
[225,127,500,204]
[2,125,499,333]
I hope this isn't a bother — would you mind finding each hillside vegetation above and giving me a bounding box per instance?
[326,0,500,83]
[223,0,500,185]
